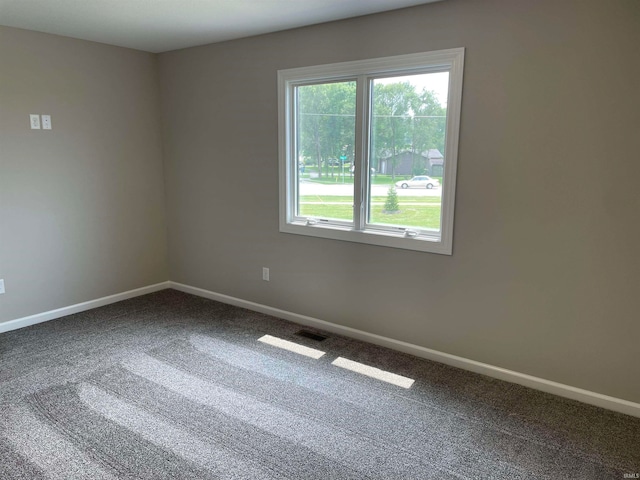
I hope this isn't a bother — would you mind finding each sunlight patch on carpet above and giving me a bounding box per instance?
[332,357,414,388]
[258,335,326,359]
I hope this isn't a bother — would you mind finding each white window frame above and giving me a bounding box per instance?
[278,48,464,255]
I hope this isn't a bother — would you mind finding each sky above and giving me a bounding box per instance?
[375,71,450,107]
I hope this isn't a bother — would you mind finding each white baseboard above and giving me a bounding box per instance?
[0,282,171,334]
[3,279,638,418]
[169,281,640,418]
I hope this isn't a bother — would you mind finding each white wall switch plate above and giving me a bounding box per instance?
[262,267,270,281]
[0,279,5,294]
[30,114,41,129]
[41,114,52,130]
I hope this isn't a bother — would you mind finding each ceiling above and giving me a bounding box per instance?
[0,0,442,53]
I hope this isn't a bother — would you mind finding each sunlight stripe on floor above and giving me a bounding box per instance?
[121,354,421,478]
[79,383,267,479]
[3,404,117,480]
[258,335,325,359]
[332,357,414,388]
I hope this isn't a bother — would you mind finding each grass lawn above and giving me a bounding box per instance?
[296,176,444,228]
[299,197,442,229]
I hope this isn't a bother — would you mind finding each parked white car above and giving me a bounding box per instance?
[395,176,440,189]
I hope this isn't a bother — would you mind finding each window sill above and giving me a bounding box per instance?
[280,220,452,255]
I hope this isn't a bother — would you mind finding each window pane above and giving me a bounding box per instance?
[368,72,448,232]
[295,81,356,223]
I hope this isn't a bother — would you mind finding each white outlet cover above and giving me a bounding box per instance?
[0,279,5,294]
[41,114,52,130]
[30,114,41,129]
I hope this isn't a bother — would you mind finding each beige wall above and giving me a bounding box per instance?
[158,0,640,403]
[0,26,168,323]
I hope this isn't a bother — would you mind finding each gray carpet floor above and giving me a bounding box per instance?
[0,289,638,479]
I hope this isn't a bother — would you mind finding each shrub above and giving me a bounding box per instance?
[384,186,400,213]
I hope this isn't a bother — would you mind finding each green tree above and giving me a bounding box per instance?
[297,79,446,180]
[298,82,356,178]
[371,82,415,181]
[384,186,400,213]
[409,89,446,173]
[411,90,447,153]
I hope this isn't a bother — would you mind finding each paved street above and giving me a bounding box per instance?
[299,180,442,198]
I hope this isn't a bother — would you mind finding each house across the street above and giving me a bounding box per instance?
[378,149,443,176]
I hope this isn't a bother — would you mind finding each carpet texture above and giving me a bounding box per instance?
[0,289,638,479]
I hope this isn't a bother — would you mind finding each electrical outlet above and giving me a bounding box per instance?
[0,279,5,294]
[262,267,270,281]
[41,115,52,130]
[30,114,41,129]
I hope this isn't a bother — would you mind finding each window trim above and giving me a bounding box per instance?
[278,48,464,255]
